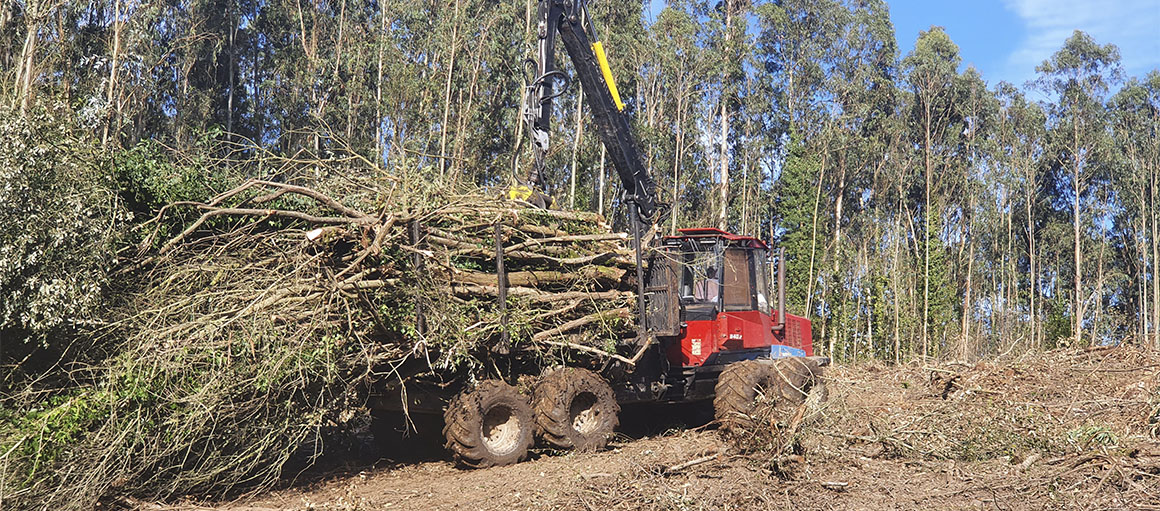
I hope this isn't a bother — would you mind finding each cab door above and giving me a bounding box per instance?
[718,247,774,352]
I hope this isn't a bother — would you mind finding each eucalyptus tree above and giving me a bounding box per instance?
[692,0,752,230]
[651,4,708,234]
[993,81,1048,348]
[817,0,897,361]
[756,0,846,328]
[950,66,998,358]
[1035,30,1121,346]
[901,26,963,358]
[1109,71,1160,347]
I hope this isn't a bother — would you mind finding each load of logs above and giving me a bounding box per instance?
[143,178,644,367]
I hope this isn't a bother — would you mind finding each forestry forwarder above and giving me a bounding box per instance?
[371,0,828,468]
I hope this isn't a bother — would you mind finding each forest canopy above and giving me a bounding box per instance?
[0,0,1158,370]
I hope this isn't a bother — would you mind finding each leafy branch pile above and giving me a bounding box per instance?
[1,175,641,509]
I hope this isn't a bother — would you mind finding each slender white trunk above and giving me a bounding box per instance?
[102,0,123,147]
[1152,165,1159,348]
[894,195,902,363]
[16,1,39,114]
[922,100,932,359]
[805,151,826,315]
[569,94,583,209]
[598,144,606,216]
[961,227,974,360]
[717,2,733,230]
[671,87,684,235]
[375,5,389,164]
[438,0,460,179]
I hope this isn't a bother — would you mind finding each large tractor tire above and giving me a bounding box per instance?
[715,358,828,432]
[713,360,780,431]
[769,357,827,405]
[443,380,535,468]
[532,367,620,451]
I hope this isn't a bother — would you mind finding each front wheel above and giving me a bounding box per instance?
[443,380,535,468]
[714,357,827,432]
[713,360,779,432]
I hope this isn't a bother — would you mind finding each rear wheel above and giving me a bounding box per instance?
[443,380,535,468]
[533,368,620,451]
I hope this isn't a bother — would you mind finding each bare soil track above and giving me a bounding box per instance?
[139,347,1160,510]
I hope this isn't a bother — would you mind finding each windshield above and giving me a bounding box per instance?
[679,246,720,306]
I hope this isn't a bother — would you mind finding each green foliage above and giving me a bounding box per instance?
[1066,424,1119,451]
[1043,297,1073,349]
[114,136,221,213]
[0,323,359,507]
[775,133,819,313]
[2,1,1160,504]
[949,402,1054,461]
[922,206,957,355]
[0,103,126,343]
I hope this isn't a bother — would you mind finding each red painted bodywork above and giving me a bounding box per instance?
[664,227,769,249]
[665,310,814,368]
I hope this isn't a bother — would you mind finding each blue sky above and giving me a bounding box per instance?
[646,0,1160,88]
[890,0,1159,87]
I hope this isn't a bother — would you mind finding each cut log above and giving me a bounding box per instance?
[532,308,632,341]
[452,266,626,289]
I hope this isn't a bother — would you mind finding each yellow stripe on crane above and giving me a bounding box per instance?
[592,41,625,112]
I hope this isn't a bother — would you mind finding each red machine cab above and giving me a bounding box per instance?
[658,228,813,370]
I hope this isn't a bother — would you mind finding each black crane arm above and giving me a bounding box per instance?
[524,0,658,223]
[523,1,661,336]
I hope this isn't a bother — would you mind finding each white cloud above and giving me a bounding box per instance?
[1001,0,1159,86]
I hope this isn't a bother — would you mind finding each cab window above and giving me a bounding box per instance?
[680,249,719,305]
[722,248,756,311]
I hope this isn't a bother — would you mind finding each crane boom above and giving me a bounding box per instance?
[523,0,658,223]
[523,0,661,334]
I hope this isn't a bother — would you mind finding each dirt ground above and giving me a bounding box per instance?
[153,347,1159,511]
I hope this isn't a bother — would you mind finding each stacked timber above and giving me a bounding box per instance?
[141,179,644,367]
[386,200,642,358]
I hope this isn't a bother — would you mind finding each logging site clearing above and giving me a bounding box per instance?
[4,0,1160,509]
[138,347,1157,511]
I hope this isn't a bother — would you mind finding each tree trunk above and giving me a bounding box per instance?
[805,151,827,316]
[438,0,460,179]
[1152,160,1159,348]
[597,144,606,216]
[511,0,534,175]
[833,153,846,275]
[741,99,753,234]
[569,93,583,209]
[922,97,932,359]
[671,83,685,235]
[1024,157,1037,349]
[16,1,39,114]
[102,0,123,147]
[717,1,733,231]
[894,186,903,363]
[1073,116,1084,346]
[375,4,389,164]
[960,214,974,360]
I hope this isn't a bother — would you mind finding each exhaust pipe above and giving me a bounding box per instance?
[778,247,786,329]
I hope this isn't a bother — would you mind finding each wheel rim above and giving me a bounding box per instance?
[482,405,522,455]
[568,391,600,434]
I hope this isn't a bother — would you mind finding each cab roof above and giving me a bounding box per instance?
[661,227,769,249]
